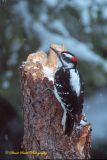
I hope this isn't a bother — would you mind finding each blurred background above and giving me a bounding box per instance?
[0,0,107,159]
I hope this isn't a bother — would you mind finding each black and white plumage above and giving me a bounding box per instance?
[51,47,84,136]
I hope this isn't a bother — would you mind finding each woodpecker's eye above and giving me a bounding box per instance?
[71,57,78,63]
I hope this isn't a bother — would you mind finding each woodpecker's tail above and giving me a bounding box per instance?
[64,112,74,136]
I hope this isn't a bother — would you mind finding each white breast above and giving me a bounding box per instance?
[70,69,80,96]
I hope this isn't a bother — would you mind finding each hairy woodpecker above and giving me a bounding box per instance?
[51,47,84,136]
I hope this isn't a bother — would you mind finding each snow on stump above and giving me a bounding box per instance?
[20,44,91,159]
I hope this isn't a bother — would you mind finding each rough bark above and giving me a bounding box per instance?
[20,44,91,160]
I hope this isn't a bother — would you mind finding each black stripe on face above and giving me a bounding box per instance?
[62,54,72,63]
[61,51,75,63]
[61,51,75,57]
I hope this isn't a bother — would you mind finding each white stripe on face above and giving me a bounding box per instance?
[61,52,74,68]
[62,52,73,59]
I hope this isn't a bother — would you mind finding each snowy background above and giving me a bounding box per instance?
[0,0,107,159]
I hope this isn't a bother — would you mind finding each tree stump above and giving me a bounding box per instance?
[20,44,91,159]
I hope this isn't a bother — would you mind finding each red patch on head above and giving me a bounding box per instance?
[71,57,78,63]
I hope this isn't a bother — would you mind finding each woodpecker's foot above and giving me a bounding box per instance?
[42,81,54,94]
[42,87,54,93]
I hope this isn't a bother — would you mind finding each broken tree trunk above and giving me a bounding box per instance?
[20,44,91,160]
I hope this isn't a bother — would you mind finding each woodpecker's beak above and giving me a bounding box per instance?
[50,47,60,58]
[50,47,65,67]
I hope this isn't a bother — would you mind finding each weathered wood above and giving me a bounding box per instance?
[20,44,91,159]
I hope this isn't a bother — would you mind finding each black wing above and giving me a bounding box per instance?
[54,68,84,115]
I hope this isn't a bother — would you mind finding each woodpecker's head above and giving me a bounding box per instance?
[50,47,78,69]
